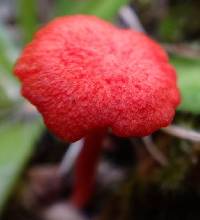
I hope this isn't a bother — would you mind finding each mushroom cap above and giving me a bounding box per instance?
[14,15,180,142]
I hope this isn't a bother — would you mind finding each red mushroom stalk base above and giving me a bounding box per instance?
[70,129,106,208]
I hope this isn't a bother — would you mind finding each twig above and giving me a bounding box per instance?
[142,136,169,166]
[58,139,84,176]
[119,5,145,32]
[163,43,200,59]
[162,125,200,143]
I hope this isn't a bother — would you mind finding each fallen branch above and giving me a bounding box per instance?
[142,136,169,167]
[162,125,200,143]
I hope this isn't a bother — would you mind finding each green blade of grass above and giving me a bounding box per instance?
[18,0,38,43]
[0,41,12,73]
[0,25,15,73]
[55,0,130,21]
[0,23,20,106]
[171,56,200,114]
[0,120,43,215]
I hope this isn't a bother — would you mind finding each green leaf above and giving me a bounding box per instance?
[0,86,12,110]
[18,0,38,43]
[0,41,12,73]
[55,0,86,16]
[0,121,43,214]
[0,24,20,106]
[171,56,200,114]
[0,25,15,73]
[55,0,130,21]
[0,23,19,77]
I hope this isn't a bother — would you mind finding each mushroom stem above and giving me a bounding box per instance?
[71,129,106,208]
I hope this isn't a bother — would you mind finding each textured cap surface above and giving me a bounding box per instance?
[14,15,180,142]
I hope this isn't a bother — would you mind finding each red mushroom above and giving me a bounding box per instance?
[14,15,180,208]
